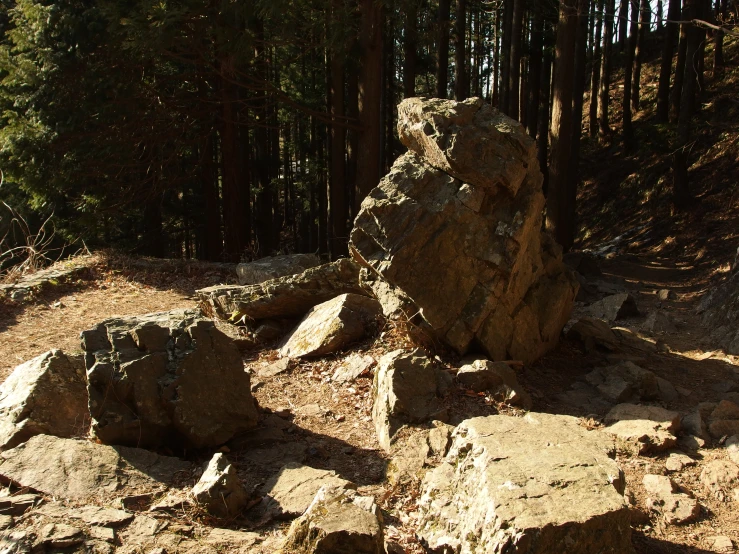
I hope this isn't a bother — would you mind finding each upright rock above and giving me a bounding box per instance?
[191,453,247,517]
[236,253,321,285]
[416,413,631,554]
[350,97,577,363]
[0,350,87,451]
[81,309,258,449]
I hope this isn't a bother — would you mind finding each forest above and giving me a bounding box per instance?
[0,0,736,264]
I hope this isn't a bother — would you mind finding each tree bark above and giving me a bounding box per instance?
[437,0,451,98]
[589,0,604,136]
[330,0,347,259]
[220,67,245,262]
[356,0,383,210]
[403,0,418,98]
[714,0,727,70]
[656,0,681,122]
[537,31,553,194]
[622,0,638,151]
[527,6,544,137]
[670,5,689,122]
[618,0,629,51]
[598,0,615,140]
[547,0,579,251]
[631,0,650,111]
[500,0,514,112]
[508,0,525,118]
[454,0,468,100]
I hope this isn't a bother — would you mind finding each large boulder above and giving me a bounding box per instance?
[350,97,577,364]
[81,309,258,449]
[279,294,382,358]
[0,435,191,501]
[197,259,366,323]
[236,253,321,285]
[0,350,87,451]
[416,413,631,554]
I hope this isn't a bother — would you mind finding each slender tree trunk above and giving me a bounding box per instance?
[618,0,629,51]
[492,10,501,105]
[254,19,273,257]
[623,0,638,151]
[403,0,418,97]
[589,0,604,136]
[356,0,384,209]
[500,0,514,112]
[330,0,347,259]
[346,46,359,221]
[384,20,395,172]
[547,0,580,251]
[656,0,681,122]
[598,0,615,140]
[437,0,451,98]
[143,194,165,258]
[527,7,544,137]
[657,0,664,30]
[631,0,650,111]
[670,5,689,122]
[714,0,727,70]
[537,23,553,192]
[220,67,245,262]
[508,0,525,118]
[454,0,468,99]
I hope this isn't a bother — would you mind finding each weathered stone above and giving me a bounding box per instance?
[707,536,735,553]
[386,431,431,485]
[121,515,166,545]
[678,434,706,453]
[0,350,87,452]
[279,294,382,358]
[70,506,134,527]
[586,293,639,321]
[665,452,695,472]
[372,350,446,452]
[584,361,659,404]
[81,309,258,449]
[0,494,41,515]
[656,377,679,403]
[642,474,700,525]
[350,98,577,364]
[261,463,354,518]
[358,268,417,320]
[257,357,294,378]
[197,259,366,322]
[253,320,284,343]
[657,289,676,301]
[205,528,261,549]
[700,460,739,500]
[332,354,375,383]
[0,260,90,303]
[191,453,247,517]
[428,422,454,457]
[709,419,739,438]
[283,487,384,554]
[712,399,739,420]
[682,410,710,440]
[0,435,190,500]
[566,317,620,351]
[642,311,677,334]
[456,358,531,408]
[417,413,631,554]
[603,404,680,454]
[727,435,739,465]
[34,523,84,549]
[0,530,28,554]
[236,253,321,285]
[0,515,12,530]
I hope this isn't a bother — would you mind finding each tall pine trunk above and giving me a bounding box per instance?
[508,0,525,118]
[527,7,544,137]
[454,0,468,100]
[589,0,604,136]
[330,0,347,259]
[403,0,418,97]
[622,0,638,151]
[631,0,650,111]
[656,0,681,122]
[437,0,451,98]
[670,6,689,122]
[537,30,553,194]
[598,0,615,140]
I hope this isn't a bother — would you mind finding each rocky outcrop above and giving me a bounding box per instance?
[197,259,366,323]
[236,253,321,285]
[0,350,87,451]
[350,97,577,364]
[279,294,382,358]
[372,349,450,451]
[81,309,258,449]
[191,454,247,517]
[416,413,631,553]
[0,435,191,501]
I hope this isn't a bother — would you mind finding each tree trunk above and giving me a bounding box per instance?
[537,32,553,194]
[589,0,604,136]
[623,0,638,151]
[143,194,165,258]
[356,0,383,210]
[714,0,727,70]
[527,6,544,137]
[547,0,579,251]
[657,0,664,30]
[346,47,359,221]
[508,0,525,118]
[670,5,689,122]
[403,0,418,98]
[656,0,681,122]
[598,0,615,140]
[618,0,629,51]
[220,67,245,262]
[437,0,451,98]
[330,0,347,259]
[454,0,468,100]
[254,18,273,257]
[631,0,650,111]
[500,0,514,112]
[492,10,501,105]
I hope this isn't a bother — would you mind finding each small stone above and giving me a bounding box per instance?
[603,404,680,454]
[0,493,41,515]
[456,359,531,408]
[682,411,709,440]
[711,399,739,421]
[88,526,116,543]
[709,419,739,439]
[191,453,247,517]
[708,535,734,553]
[657,289,675,301]
[295,404,325,419]
[253,320,284,342]
[656,377,679,403]
[642,474,677,497]
[678,434,706,453]
[205,528,261,548]
[587,293,639,321]
[665,453,695,472]
[700,459,739,499]
[71,506,133,527]
[332,354,375,383]
[35,523,84,548]
[428,422,454,457]
[257,357,294,378]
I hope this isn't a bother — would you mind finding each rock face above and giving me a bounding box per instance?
[283,487,384,554]
[417,413,631,554]
[372,349,448,451]
[191,453,247,517]
[197,259,366,323]
[0,435,191,500]
[236,253,321,285]
[350,97,578,364]
[279,294,382,358]
[81,309,258,449]
[698,271,739,354]
[0,350,87,451]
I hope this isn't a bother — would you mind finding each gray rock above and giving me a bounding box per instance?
[386,431,431,486]
[583,361,659,404]
[332,354,375,383]
[197,259,366,322]
[586,293,639,321]
[0,350,87,452]
[350,98,578,364]
[428,422,454,457]
[279,294,382,358]
[81,309,258,449]
[69,506,133,527]
[0,435,190,501]
[261,463,354,518]
[257,357,295,378]
[372,350,446,451]
[191,453,247,517]
[603,404,681,454]
[566,317,620,351]
[642,474,700,524]
[417,413,631,554]
[121,515,166,546]
[656,377,679,403]
[700,459,739,501]
[34,523,84,549]
[665,452,695,472]
[205,528,262,549]
[707,536,735,553]
[682,410,710,440]
[456,358,531,408]
[642,311,677,334]
[0,494,41,515]
[657,289,676,301]
[283,487,384,554]
[358,268,418,320]
[236,253,321,286]
[253,320,284,342]
[0,530,28,554]
[709,419,739,438]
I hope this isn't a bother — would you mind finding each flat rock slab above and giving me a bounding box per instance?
[417,413,631,554]
[603,403,681,454]
[236,253,321,286]
[0,260,90,302]
[586,293,639,321]
[261,463,354,518]
[279,294,382,358]
[0,350,87,452]
[332,354,375,383]
[0,435,191,501]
